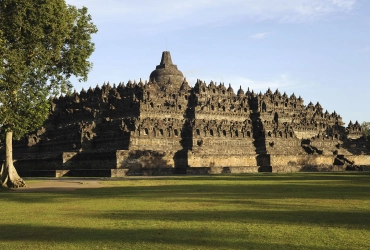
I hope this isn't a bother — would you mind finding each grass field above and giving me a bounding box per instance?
[0,173,369,249]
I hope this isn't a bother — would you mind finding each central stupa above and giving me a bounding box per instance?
[149,51,184,89]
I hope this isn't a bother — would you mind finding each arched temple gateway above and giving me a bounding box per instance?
[4,51,370,177]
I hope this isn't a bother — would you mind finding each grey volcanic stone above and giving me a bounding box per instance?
[5,51,370,177]
[149,51,184,90]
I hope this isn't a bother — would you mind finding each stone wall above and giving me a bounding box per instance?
[270,155,336,167]
[116,150,174,169]
[345,155,370,166]
[188,153,258,168]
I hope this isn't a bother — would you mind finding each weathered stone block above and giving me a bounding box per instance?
[56,170,70,178]
[116,150,174,169]
[111,169,129,177]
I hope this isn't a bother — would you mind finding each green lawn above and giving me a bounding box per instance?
[1,173,369,249]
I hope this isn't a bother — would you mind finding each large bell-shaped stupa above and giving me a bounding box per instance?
[149,51,184,89]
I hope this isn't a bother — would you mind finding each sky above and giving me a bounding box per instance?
[65,0,370,125]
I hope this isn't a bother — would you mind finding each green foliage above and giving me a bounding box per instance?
[361,122,370,137]
[0,173,370,249]
[361,122,370,150]
[0,0,97,139]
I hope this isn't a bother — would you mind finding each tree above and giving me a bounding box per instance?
[0,0,97,188]
[361,122,370,151]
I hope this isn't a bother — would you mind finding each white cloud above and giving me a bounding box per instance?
[66,0,357,26]
[250,32,270,39]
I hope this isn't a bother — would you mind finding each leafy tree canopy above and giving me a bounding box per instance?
[361,122,370,137]
[361,122,370,151]
[0,0,97,139]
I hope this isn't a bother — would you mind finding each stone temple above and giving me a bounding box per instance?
[5,51,370,177]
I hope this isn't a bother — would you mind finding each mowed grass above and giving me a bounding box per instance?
[0,173,370,250]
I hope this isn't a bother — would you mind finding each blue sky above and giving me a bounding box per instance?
[66,0,370,125]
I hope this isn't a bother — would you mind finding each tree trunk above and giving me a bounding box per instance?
[1,131,26,188]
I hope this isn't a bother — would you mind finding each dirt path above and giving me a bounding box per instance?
[11,178,108,192]
[10,176,180,192]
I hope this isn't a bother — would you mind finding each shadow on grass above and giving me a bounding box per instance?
[2,183,370,206]
[0,224,336,250]
[1,173,369,249]
[80,208,370,230]
[1,173,370,203]
[167,172,370,182]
